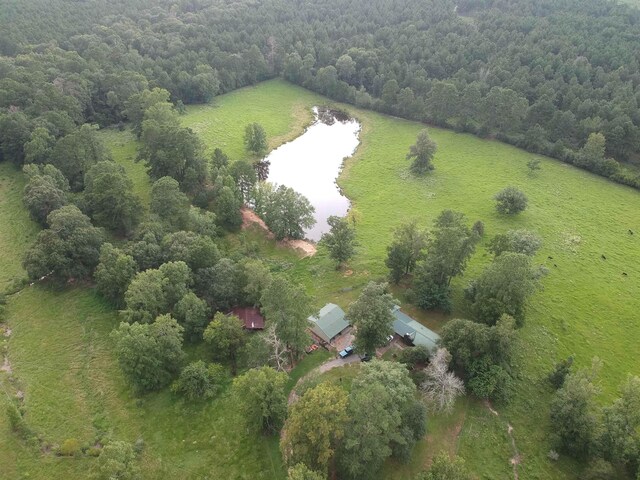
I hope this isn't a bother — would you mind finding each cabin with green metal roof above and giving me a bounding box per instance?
[308,303,350,344]
[391,305,440,351]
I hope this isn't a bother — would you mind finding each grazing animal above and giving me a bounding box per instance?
[601,255,607,260]
[548,256,554,260]
[622,272,628,276]
[554,263,558,268]
[629,230,635,235]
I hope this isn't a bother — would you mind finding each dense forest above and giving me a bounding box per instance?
[2,0,640,188]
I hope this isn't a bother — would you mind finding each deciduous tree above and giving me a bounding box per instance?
[203,312,246,374]
[321,215,357,268]
[348,282,396,356]
[407,129,437,175]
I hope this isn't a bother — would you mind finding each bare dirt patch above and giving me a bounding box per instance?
[281,238,317,258]
[241,207,317,257]
[1,355,12,374]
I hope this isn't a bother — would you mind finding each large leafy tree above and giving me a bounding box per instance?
[22,163,69,225]
[124,87,171,137]
[385,221,428,284]
[413,210,478,311]
[407,129,437,175]
[414,452,473,480]
[150,177,190,231]
[244,122,267,155]
[260,276,313,360]
[84,161,142,234]
[281,383,348,475]
[255,184,316,240]
[138,102,207,191]
[321,215,357,268]
[599,376,640,476]
[23,205,104,282]
[203,312,246,374]
[348,282,396,356]
[94,243,138,308]
[111,315,185,393]
[550,365,601,458]
[340,361,420,479]
[232,366,288,434]
[466,252,540,326]
[494,187,528,215]
[488,229,542,257]
[171,360,227,401]
[49,124,111,191]
[173,292,211,342]
[440,315,517,403]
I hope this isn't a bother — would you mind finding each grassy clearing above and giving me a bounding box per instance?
[0,163,38,290]
[3,79,640,479]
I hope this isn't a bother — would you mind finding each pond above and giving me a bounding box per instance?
[265,106,361,241]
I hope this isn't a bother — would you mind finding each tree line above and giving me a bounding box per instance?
[2,0,640,189]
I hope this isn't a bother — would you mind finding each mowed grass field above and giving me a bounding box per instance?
[1,79,639,479]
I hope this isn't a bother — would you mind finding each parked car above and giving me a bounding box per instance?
[360,353,372,362]
[338,345,354,359]
[386,335,394,344]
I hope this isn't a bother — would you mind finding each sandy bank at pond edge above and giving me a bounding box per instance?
[241,208,317,257]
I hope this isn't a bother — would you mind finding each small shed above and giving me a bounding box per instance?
[391,305,440,351]
[231,307,265,330]
[308,303,350,344]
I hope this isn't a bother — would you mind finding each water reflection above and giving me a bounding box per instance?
[264,107,360,241]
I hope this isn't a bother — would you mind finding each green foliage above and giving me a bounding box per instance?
[287,463,326,480]
[321,215,358,267]
[244,123,267,155]
[232,366,288,434]
[124,88,171,137]
[150,177,190,231]
[488,229,542,257]
[214,185,243,231]
[84,161,142,234]
[281,382,348,474]
[348,282,396,355]
[138,102,207,191]
[111,315,185,393]
[414,210,478,311]
[340,360,418,478]
[194,258,242,311]
[397,345,431,370]
[550,366,601,457]
[599,376,640,476]
[58,438,80,456]
[253,184,315,240]
[173,292,210,342]
[50,124,111,191]
[440,315,517,402]
[415,452,473,480]
[229,160,258,202]
[22,163,68,225]
[527,158,542,176]
[96,440,140,480]
[548,356,575,390]
[203,312,247,374]
[261,276,312,359]
[407,129,437,175]
[241,259,272,307]
[385,221,427,284]
[94,243,138,308]
[494,187,528,215]
[162,230,220,271]
[172,360,228,401]
[22,205,104,282]
[467,252,540,326]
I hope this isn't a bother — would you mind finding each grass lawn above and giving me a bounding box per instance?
[2,79,640,479]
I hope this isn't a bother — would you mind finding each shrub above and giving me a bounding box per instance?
[494,186,528,214]
[472,220,485,237]
[58,438,81,456]
[172,361,228,401]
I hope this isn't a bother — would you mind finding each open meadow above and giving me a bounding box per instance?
[1,79,639,479]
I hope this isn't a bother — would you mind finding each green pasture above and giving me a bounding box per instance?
[1,79,639,479]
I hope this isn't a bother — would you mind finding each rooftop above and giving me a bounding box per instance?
[308,303,350,343]
[392,306,440,351]
[231,307,265,330]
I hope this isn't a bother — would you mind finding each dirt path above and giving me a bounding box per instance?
[287,355,359,405]
[484,400,521,479]
[241,207,317,257]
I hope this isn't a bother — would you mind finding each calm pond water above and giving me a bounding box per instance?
[265,107,361,241]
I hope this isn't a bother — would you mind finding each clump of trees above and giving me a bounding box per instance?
[348,282,396,356]
[171,361,227,401]
[385,221,428,284]
[252,183,315,240]
[413,211,479,312]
